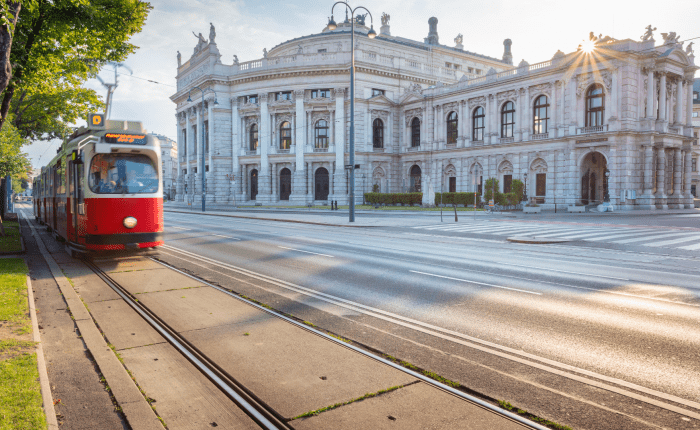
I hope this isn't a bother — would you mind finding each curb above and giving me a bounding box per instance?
[27,275,59,430]
[164,209,380,228]
[506,236,570,244]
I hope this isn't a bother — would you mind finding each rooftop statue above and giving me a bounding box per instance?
[177,50,181,67]
[641,25,656,41]
[233,54,239,65]
[355,13,366,26]
[381,12,390,26]
[661,32,681,46]
[263,48,268,58]
[686,42,694,56]
[454,34,463,45]
[209,23,216,44]
[192,32,208,52]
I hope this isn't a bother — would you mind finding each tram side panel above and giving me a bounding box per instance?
[80,197,163,250]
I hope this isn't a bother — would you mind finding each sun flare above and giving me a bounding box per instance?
[581,39,596,53]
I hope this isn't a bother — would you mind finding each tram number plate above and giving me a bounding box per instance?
[105,133,147,145]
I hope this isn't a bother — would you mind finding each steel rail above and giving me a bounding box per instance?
[81,259,290,430]
[149,256,550,430]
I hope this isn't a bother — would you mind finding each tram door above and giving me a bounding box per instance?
[68,160,78,242]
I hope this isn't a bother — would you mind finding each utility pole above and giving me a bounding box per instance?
[96,62,133,119]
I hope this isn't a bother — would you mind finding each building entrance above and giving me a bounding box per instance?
[580,152,606,204]
[250,169,258,200]
[315,167,329,200]
[280,168,291,200]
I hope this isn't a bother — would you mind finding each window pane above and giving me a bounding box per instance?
[89,154,158,194]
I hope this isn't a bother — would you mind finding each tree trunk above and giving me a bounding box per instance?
[0,2,21,96]
[0,81,15,130]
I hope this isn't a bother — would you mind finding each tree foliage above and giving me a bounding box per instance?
[0,122,30,178]
[0,0,151,139]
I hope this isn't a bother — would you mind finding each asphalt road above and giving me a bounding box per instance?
[158,210,700,429]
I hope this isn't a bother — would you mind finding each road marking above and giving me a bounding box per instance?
[504,262,630,281]
[211,234,240,240]
[158,244,700,420]
[409,270,541,295]
[278,246,334,257]
[645,234,700,247]
[679,242,700,251]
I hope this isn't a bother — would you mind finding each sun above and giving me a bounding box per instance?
[581,39,596,54]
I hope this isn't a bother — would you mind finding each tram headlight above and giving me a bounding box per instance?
[123,217,138,229]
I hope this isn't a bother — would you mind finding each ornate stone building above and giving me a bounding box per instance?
[152,134,178,199]
[172,18,697,210]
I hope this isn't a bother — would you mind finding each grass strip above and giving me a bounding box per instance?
[0,352,47,430]
[498,400,573,430]
[292,385,403,420]
[0,258,30,335]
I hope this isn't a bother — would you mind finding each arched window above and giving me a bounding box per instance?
[472,107,485,141]
[446,111,458,144]
[279,121,292,149]
[585,84,605,127]
[373,118,384,148]
[249,124,258,151]
[501,101,515,138]
[533,95,549,134]
[411,117,421,147]
[315,120,329,148]
[410,165,421,192]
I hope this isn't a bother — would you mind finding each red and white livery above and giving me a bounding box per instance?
[33,114,164,254]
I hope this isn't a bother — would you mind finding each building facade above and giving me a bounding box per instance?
[152,134,178,199]
[172,17,697,210]
[691,79,700,198]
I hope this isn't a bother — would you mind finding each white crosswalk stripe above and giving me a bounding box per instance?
[410,222,700,250]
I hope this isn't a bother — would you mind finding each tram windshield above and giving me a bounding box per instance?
[89,154,159,194]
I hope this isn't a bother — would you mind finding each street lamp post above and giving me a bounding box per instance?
[523,172,528,204]
[186,86,218,212]
[604,169,610,203]
[327,3,376,222]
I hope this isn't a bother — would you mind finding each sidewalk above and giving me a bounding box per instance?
[164,201,699,228]
[22,211,543,429]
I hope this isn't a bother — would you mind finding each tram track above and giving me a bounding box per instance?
[81,258,292,430]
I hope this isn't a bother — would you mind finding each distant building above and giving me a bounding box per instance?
[152,134,178,199]
[173,18,697,210]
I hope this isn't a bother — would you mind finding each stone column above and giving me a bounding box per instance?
[551,81,557,136]
[568,80,577,135]
[271,163,277,202]
[231,97,240,203]
[464,102,471,145]
[241,164,247,202]
[194,104,203,198]
[646,69,655,118]
[307,162,312,200]
[176,114,185,201]
[659,73,667,122]
[458,101,464,147]
[330,162,335,196]
[387,112,393,152]
[292,90,306,203]
[610,70,618,127]
[207,99,216,203]
[671,148,682,207]
[485,95,492,144]
[557,82,565,137]
[684,149,693,208]
[641,145,654,207]
[333,88,347,202]
[655,145,667,209]
[522,88,530,141]
[259,93,270,202]
[675,80,684,135]
[686,78,694,126]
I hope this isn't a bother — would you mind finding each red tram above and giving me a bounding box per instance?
[33,114,164,255]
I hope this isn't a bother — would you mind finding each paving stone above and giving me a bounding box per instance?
[292,382,530,429]
[88,300,167,351]
[119,343,259,430]
[94,257,163,273]
[184,316,418,419]
[109,267,206,294]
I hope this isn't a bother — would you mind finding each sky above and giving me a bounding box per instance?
[23,0,700,170]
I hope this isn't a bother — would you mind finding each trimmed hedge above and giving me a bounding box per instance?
[364,193,423,205]
[434,192,482,206]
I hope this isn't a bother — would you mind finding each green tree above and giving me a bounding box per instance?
[0,122,30,235]
[0,0,151,139]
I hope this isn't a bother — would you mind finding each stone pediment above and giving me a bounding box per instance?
[306,97,334,106]
[268,99,294,109]
[368,94,395,106]
[239,102,260,114]
[399,92,423,105]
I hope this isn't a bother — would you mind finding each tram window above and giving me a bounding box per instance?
[89,154,158,194]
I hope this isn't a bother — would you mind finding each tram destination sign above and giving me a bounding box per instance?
[104,133,147,145]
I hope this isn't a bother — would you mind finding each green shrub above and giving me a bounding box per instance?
[434,192,482,206]
[363,193,423,206]
[510,179,524,202]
